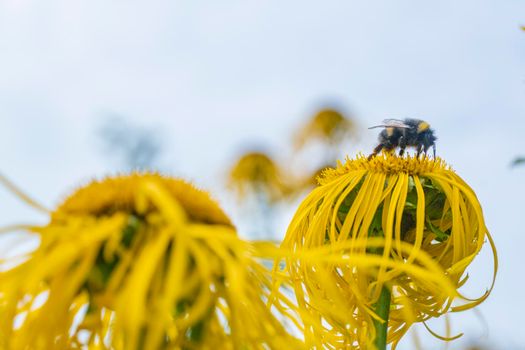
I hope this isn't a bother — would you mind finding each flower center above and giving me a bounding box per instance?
[52,174,232,226]
[320,153,452,184]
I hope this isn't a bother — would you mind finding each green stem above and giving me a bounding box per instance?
[373,286,391,350]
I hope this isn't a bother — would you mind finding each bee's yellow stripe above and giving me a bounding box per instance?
[418,122,430,132]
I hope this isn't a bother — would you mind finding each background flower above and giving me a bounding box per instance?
[293,108,356,151]
[0,174,304,350]
[228,152,289,203]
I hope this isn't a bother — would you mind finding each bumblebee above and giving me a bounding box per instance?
[368,118,437,159]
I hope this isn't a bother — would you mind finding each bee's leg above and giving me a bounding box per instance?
[398,136,407,156]
[432,144,436,158]
[423,144,430,157]
[416,144,423,158]
[368,144,384,159]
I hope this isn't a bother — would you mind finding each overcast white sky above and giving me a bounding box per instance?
[1,0,525,348]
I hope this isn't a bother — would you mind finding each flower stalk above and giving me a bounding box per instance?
[373,286,391,350]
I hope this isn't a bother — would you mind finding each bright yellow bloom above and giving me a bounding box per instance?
[294,108,356,149]
[0,174,304,350]
[278,154,497,349]
[228,152,289,201]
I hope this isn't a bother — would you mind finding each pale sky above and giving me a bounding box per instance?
[1,1,525,348]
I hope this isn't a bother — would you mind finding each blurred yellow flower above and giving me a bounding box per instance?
[278,154,497,349]
[293,108,356,150]
[0,174,304,350]
[228,152,289,202]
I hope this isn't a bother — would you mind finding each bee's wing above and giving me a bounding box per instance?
[368,119,411,129]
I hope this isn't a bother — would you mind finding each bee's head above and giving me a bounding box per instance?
[417,121,437,144]
[421,127,437,146]
[416,121,431,133]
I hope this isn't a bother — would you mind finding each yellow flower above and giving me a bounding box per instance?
[278,154,497,349]
[293,108,356,150]
[228,152,289,201]
[0,174,304,350]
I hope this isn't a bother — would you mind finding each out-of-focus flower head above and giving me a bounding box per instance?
[228,151,289,202]
[0,174,304,349]
[293,108,356,150]
[277,153,497,349]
